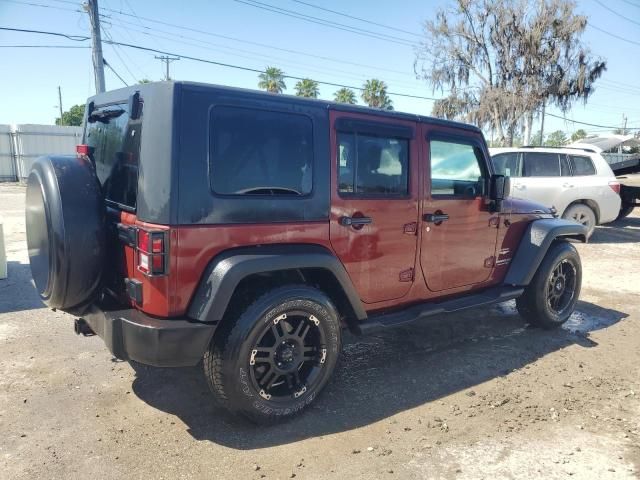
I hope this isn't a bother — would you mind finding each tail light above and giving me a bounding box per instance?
[76,144,91,156]
[608,181,621,195]
[137,229,167,276]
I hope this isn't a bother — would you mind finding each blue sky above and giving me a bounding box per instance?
[1,0,639,137]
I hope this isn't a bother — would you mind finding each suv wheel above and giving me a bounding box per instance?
[516,241,581,329]
[204,285,341,423]
[562,204,596,238]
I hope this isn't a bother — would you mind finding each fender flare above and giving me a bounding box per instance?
[504,218,587,286]
[187,244,367,324]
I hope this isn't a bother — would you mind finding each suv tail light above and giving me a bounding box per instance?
[76,144,91,156]
[608,181,621,195]
[137,229,167,276]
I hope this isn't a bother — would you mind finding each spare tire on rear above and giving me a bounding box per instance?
[25,155,106,310]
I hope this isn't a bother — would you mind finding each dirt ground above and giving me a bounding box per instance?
[1,182,638,480]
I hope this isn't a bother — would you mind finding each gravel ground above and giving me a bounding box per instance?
[1,182,639,480]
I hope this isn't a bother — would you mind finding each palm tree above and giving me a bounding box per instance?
[361,79,393,110]
[258,67,286,93]
[295,78,320,98]
[333,87,357,104]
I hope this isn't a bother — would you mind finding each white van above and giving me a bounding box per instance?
[490,147,621,237]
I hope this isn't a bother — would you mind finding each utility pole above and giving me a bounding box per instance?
[57,86,64,125]
[622,114,628,135]
[154,55,180,81]
[86,0,105,93]
[539,101,546,146]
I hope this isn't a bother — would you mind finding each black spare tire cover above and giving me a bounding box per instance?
[25,155,106,310]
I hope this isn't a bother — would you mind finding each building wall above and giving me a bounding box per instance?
[0,124,82,182]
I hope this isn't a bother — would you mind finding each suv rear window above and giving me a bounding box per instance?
[569,155,596,176]
[523,152,561,177]
[84,102,141,210]
[210,106,313,196]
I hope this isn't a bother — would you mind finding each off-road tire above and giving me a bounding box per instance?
[203,285,341,423]
[562,204,596,239]
[516,241,581,329]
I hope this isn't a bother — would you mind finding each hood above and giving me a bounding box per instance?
[504,197,553,215]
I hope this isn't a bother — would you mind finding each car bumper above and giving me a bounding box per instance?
[82,305,215,367]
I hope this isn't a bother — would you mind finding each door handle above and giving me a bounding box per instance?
[513,184,525,189]
[562,183,574,188]
[340,216,372,227]
[423,213,449,223]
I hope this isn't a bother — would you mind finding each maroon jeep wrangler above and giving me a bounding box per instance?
[25,81,587,422]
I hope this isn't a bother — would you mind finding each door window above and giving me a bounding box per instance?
[337,132,409,196]
[523,152,561,177]
[569,155,596,176]
[491,152,521,177]
[429,140,485,197]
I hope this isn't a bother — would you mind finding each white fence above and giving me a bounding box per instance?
[0,124,82,182]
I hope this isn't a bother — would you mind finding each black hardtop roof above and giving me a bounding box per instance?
[88,80,482,134]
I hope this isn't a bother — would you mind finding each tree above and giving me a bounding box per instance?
[55,104,85,126]
[571,129,587,142]
[361,79,393,110]
[415,0,606,146]
[258,67,286,93]
[138,78,152,84]
[545,130,568,147]
[295,78,320,98]
[530,130,544,146]
[334,87,357,104]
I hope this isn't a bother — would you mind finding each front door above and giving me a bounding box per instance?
[420,127,500,292]
[329,111,420,304]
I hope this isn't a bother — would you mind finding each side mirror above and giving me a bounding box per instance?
[489,174,510,212]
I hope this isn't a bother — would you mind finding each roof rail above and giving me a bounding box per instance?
[519,145,597,153]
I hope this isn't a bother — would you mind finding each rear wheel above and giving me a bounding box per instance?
[204,285,341,423]
[617,203,635,220]
[516,241,581,329]
[562,204,596,238]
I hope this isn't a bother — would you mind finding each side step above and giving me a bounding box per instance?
[358,286,524,335]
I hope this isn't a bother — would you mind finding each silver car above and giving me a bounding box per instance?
[490,147,621,237]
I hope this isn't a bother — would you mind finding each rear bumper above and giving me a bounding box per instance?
[82,305,215,367]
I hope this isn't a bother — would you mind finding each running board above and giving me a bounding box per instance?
[358,286,524,335]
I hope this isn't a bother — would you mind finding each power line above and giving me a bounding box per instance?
[0,44,90,48]
[619,0,640,8]
[232,0,416,46]
[289,0,422,38]
[0,26,89,40]
[588,23,640,46]
[0,0,82,13]
[102,57,128,86]
[3,25,637,128]
[594,0,640,26]
[97,9,417,77]
[544,111,639,130]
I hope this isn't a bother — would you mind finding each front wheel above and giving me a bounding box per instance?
[204,285,342,423]
[516,241,582,329]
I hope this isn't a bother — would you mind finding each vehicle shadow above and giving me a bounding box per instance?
[128,299,627,449]
[589,216,640,244]
[0,261,45,313]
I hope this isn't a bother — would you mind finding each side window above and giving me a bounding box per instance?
[523,152,561,177]
[492,152,521,177]
[338,132,409,196]
[210,106,313,196]
[569,155,596,176]
[429,140,485,197]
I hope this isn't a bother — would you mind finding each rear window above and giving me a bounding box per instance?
[569,155,596,176]
[523,152,561,177]
[84,102,141,210]
[209,106,313,196]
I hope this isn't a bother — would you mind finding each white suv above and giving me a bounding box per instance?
[490,147,621,237]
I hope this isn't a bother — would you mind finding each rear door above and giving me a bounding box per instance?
[420,127,500,292]
[329,111,419,304]
[514,152,568,210]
